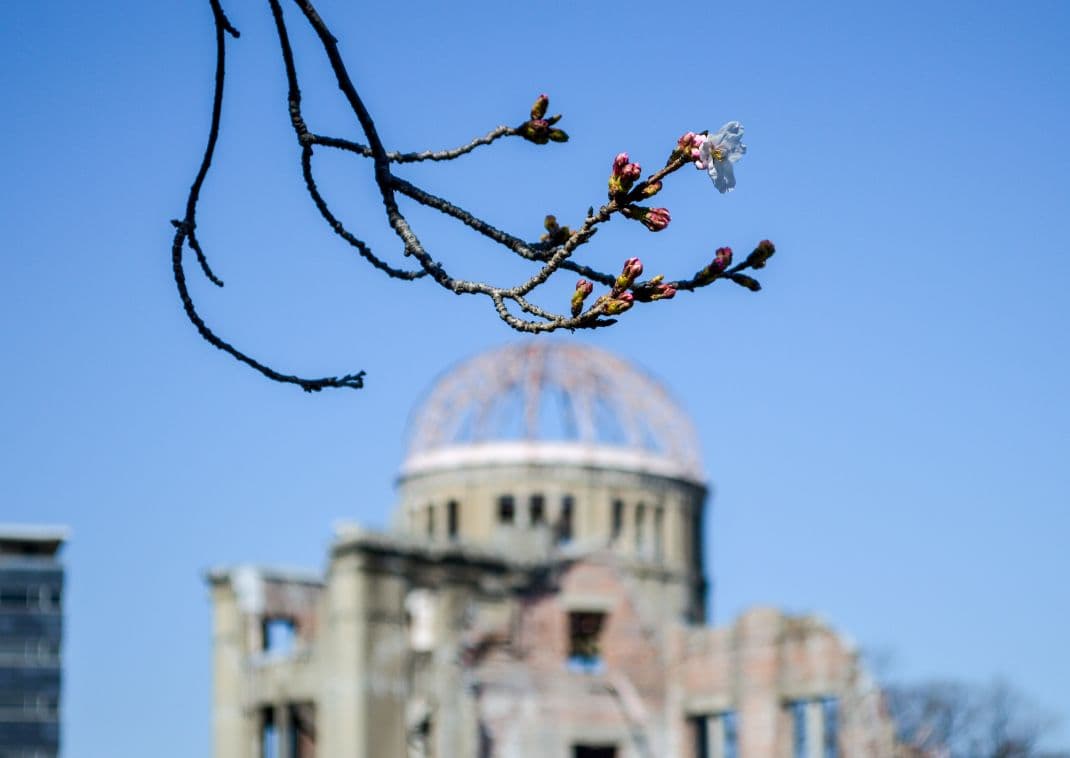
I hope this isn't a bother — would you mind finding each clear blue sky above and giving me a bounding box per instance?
[2,0,1068,754]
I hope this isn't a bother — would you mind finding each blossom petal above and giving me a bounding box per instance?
[709,160,736,193]
[694,139,712,171]
[712,121,746,162]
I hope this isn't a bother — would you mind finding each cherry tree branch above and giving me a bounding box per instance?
[170,0,776,391]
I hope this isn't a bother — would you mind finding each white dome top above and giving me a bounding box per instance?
[401,342,704,483]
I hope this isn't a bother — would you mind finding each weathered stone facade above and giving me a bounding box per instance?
[207,344,904,757]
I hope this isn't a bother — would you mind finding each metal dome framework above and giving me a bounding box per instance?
[403,343,704,481]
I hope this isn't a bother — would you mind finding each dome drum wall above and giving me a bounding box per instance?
[396,342,712,623]
[396,457,709,622]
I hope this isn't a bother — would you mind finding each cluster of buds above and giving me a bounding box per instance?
[671,131,707,164]
[621,205,671,232]
[608,153,671,231]
[645,275,677,301]
[689,240,775,292]
[608,153,642,200]
[596,257,645,315]
[600,291,634,315]
[557,120,765,321]
[570,278,594,317]
[725,240,776,291]
[540,215,571,246]
[518,94,568,145]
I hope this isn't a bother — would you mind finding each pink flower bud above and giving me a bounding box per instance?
[639,207,671,232]
[673,131,707,164]
[609,153,643,198]
[603,290,635,314]
[571,278,594,316]
[677,131,705,151]
[715,246,733,270]
[614,256,644,293]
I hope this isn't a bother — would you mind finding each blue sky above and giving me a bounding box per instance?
[2,0,1068,754]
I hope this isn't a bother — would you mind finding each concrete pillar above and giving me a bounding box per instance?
[363,566,410,757]
[706,715,721,758]
[736,610,782,757]
[320,550,411,757]
[806,701,823,758]
[666,497,684,571]
[319,551,368,757]
[276,703,292,758]
[210,581,257,758]
[433,582,479,757]
[620,500,635,557]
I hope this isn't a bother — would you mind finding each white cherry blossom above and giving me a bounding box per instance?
[696,121,746,193]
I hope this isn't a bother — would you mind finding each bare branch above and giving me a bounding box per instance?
[308,126,517,163]
[170,0,776,391]
[172,0,365,392]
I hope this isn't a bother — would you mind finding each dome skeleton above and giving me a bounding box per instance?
[405,343,704,481]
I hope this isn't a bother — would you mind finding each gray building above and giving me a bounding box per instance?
[207,344,905,757]
[0,526,67,758]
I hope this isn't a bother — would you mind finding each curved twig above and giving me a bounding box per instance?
[308,127,516,163]
[171,0,365,392]
[170,0,773,392]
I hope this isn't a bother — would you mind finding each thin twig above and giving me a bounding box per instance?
[170,0,365,391]
[308,126,516,163]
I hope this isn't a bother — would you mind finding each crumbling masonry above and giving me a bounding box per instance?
[207,343,904,757]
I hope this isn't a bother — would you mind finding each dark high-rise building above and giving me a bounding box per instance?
[0,525,67,758]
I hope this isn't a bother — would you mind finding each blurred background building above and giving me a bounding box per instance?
[207,343,904,757]
[0,525,67,758]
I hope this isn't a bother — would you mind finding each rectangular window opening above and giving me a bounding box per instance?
[723,711,739,758]
[572,746,616,758]
[556,495,574,544]
[791,700,808,758]
[635,504,646,552]
[497,495,515,525]
[611,499,624,541]
[529,494,546,526]
[447,500,459,539]
[291,702,317,758]
[690,716,709,758]
[0,587,28,609]
[692,712,738,758]
[426,504,435,538]
[654,506,664,561]
[261,707,278,758]
[822,698,839,758]
[567,611,605,673]
[262,617,297,655]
